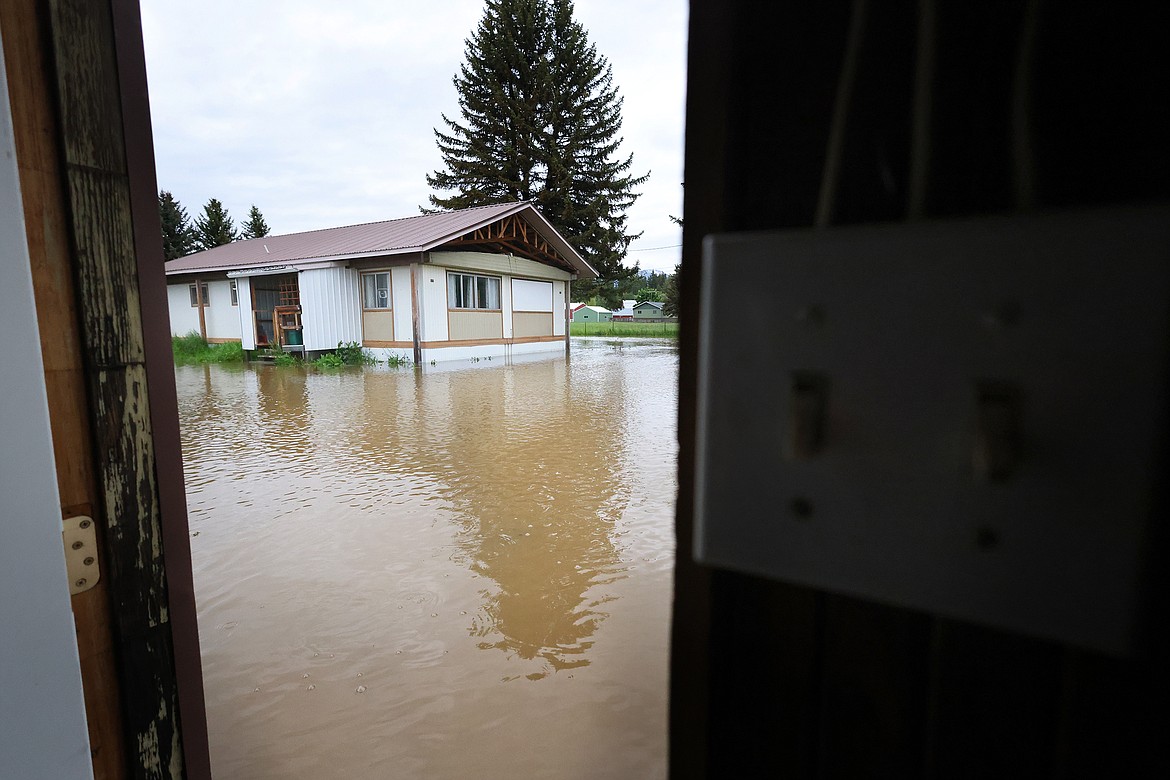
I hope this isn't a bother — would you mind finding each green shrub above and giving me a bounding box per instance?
[334,341,378,365]
[172,332,245,364]
[172,331,207,358]
[314,352,345,369]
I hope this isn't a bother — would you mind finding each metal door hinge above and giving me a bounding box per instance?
[63,515,100,595]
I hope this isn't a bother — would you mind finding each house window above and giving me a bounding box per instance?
[447,272,501,310]
[189,282,209,307]
[230,280,238,306]
[362,272,391,310]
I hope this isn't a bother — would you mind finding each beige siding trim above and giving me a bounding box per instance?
[448,309,503,340]
[362,309,394,342]
[363,340,414,348]
[513,311,554,338]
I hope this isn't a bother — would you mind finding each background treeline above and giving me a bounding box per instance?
[159,190,270,261]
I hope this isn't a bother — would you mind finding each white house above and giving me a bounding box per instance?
[165,202,596,364]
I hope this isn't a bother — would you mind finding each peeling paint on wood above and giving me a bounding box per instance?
[67,167,145,367]
[45,0,188,776]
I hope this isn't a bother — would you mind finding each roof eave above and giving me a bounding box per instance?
[420,202,598,279]
[164,246,424,276]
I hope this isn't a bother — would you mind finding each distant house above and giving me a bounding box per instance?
[165,201,596,364]
[611,299,636,321]
[632,300,666,319]
[571,305,613,323]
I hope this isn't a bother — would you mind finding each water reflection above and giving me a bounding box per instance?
[424,358,627,677]
[176,340,677,779]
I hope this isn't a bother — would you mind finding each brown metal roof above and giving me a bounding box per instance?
[164,201,596,278]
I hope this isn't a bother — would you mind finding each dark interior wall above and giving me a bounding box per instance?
[672,2,1170,777]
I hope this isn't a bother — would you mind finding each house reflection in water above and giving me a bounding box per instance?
[350,353,629,678]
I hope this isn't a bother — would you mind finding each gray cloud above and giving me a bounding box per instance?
[142,0,686,272]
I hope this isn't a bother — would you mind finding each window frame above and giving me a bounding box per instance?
[446,271,502,311]
[188,281,209,307]
[229,279,238,306]
[361,271,392,311]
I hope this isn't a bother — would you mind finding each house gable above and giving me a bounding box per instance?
[440,212,576,273]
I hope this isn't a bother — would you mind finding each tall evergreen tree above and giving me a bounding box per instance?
[663,263,680,318]
[426,0,647,308]
[240,204,271,239]
[158,190,196,261]
[194,198,238,250]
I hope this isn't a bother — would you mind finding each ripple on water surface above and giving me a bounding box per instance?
[176,341,677,779]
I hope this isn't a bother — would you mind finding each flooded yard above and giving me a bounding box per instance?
[176,338,677,779]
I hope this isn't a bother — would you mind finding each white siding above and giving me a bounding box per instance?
[428,250,573,282]
[167,283,199,335]
[166,279,242,341]
[203,280,239,339]
[501,272,513,338]
[300,266,362,351]
[236,276,255,349]
[419,263,449,341]
[392,266,413,343]
[419,339,562,364]
[553,280,568,336]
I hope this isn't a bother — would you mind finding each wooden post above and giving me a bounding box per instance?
[410,262,422,365]
[195,276,207,341]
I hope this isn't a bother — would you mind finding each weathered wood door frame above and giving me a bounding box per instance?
[3,0,211,776]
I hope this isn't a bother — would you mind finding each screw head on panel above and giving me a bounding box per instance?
[981,300,1020,330]
[790,496,814,520]
[795,305,825,326]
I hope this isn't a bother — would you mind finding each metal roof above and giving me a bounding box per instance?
[165,201,596,278]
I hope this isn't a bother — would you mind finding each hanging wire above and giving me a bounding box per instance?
[814,0,869,229]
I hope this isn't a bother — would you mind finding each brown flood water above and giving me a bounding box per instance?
[176,338,677,779]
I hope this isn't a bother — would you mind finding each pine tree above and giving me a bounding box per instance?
[159,190,196,261]
[663,263,680,318]
[426,0,647,309]
[240,205,271,239]
[194,198,238,250]
[635,286,663,304]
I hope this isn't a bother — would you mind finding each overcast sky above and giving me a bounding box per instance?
[140,1,688,273]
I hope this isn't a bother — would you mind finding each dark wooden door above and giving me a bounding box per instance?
[671,2,1170,777]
